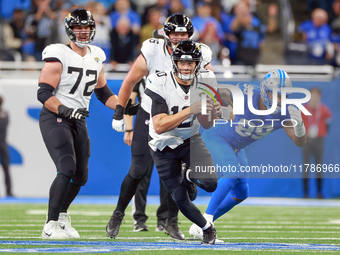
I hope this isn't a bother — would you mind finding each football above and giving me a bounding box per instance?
[197,107,216,129]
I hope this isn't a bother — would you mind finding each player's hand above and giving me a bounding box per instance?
[125,99,140,116]
[288,105,303,127]
[124,130,134,146]
[112,104,126,132]
[190,98,214,115]
[112,118,126,132]
[58,105,89,120]
[214,102,222,116]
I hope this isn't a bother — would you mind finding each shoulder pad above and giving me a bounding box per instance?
[42,44,67,62]
[199,43,212,67]
[89,45,106,63]
[141,38,164,58]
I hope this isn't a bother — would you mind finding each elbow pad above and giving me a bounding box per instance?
[37,83,54,104]
[94,84,114,105]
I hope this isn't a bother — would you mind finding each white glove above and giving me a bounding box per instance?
[112,118,126,132]
[288,105,305,137]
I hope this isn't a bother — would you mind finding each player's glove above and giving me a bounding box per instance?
[124,98,140,116]
[58,105,89,120]
[288,105,306,137]
[112,104,126,132]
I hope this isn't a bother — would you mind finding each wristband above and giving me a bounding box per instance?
[125,129,133,133]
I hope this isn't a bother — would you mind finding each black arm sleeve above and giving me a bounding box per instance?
[94,84,114,105]
[37,83,54,104]
[144,88,168,117]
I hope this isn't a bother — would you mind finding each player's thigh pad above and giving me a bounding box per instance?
[230,179,249,200]
[45,127,76,178]
[73,134,90,186]
[162,176,188,203]
[131,109,149,156]
[189,134,217,192]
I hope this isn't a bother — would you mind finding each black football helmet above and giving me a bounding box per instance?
[172,40,202,81]
[65,8,96,48]
[163,13,194,48]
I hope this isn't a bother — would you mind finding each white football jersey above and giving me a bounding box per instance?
[42,43,106,110]
[140,38,212,113]
[146,69,218,151]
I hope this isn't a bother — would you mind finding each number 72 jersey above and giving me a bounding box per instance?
[42,43,106,110]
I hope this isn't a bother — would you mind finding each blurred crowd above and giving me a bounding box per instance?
[0,0,278,67]
[1,0,340,67]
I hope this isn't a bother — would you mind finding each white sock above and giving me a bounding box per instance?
[203,213,214,223]
[186,169,193,183]
[201,221,212,230]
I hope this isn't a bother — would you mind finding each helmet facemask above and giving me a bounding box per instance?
[172,58,201,82]
[65,8,96,48]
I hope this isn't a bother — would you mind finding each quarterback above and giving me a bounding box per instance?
[146,40,221,244]
[106,14,213,240]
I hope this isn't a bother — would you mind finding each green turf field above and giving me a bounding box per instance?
[0,201,340,254]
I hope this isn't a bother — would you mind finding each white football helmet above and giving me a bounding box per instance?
[260,69,292,114]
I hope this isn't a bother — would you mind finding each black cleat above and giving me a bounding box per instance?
[155,218,166,232]
[106,211,124,239]
[164,217,185,240]
[201,225,216,245]
[133,221,149,232]
[182,163,197,201]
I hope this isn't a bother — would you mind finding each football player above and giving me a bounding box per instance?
[146,40,220,244]
[106,13,213,240]
[37,8,135,239]
[188,69,308,240]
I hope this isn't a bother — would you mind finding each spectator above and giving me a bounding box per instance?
[168,0,184,16]
[139,8,163,46]
[230,1,266,65]
[254,1,278,34]
[87,1,112,61]
[24,0,58,61]
[110,0,141,35]
[298,8,333,65]
[301,87,332,199]
[142,0,170,26]
[329,0,340,25]
[2,9,26,60]
[0,96,13,197]
[191,1,224,62]
[110,17,139,69]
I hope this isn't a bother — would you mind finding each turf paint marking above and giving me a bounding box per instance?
[0,241,339,253]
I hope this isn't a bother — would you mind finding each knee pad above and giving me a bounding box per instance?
[230,183,249,201]
[198,177,217,193]
[72,167,89,186]
[128,156,152,179]
[57,154,76,178]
